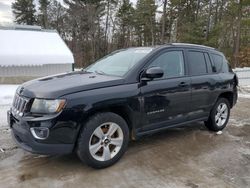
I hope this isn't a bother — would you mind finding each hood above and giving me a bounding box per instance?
[17,71,124,98]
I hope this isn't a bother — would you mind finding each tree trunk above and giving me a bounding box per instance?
[43,6,48,29]
[234,0,242,68]
[218,0,224,22]
[195,0,200,21]
[205,0,212,41]
[161,0,167,44]
[214,0,219,25]
[150,18,155,46]
[104,0,110,53]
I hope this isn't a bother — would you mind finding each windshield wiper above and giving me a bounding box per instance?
[94,70,107,75]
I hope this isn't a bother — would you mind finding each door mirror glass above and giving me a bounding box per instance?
[142,67,164,80]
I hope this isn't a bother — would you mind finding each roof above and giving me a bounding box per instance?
[0,25,74,66]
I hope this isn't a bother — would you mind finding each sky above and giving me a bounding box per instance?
[0,0,13,23]
[0,0,138,24]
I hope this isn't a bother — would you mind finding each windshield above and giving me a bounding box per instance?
[85,48,153,77]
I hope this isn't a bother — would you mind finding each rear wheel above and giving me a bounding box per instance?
[205,98,230,131]
[77,112,129,169]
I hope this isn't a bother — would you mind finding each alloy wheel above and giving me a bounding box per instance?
[215,103,228,127]
[89,122,124,161]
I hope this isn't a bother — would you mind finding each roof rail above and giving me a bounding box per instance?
[170,43,215,50]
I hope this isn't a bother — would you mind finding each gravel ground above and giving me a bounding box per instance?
[0,97,249,188]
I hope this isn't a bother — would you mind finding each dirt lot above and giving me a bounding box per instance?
[0,98,249,188]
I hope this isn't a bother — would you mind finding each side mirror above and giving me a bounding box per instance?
[141,67,164,81]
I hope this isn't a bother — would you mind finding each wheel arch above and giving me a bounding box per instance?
[217,91,234,108]
[73,105,135,152]
[79,105,135,139]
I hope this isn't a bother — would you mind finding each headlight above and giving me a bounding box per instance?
[30,99,66,114]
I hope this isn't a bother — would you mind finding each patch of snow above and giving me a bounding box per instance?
[238,85,250,99]
[74,68,82,71]
[230,118,250,127]
[0,85,19,105]
[238,93,250,99]
[0,85,19,127]
[233,67,250,71]
[216,131,223,135]
[239,148,250,155]
[243,85,250,88]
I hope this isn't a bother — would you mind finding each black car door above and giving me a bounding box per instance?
[186,50,219,120]
[138,49,191,133]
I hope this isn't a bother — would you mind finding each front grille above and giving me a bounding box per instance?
[12,94,30,116]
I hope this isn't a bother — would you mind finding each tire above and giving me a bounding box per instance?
[205,98,230,131]
[76,112,129,169]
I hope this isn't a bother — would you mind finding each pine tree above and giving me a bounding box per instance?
[63,0,107,66]
[103,0,118,53]
[12,0,36,25]
[116,0,135,48]
[38,0,50,28]
[135,0,157,46]
[47,0,68,37]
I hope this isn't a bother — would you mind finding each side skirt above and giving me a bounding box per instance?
[135,117,208,138]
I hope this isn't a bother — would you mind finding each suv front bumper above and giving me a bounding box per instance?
[8,110,75,155]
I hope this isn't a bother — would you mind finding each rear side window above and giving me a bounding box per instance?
[211,54,223,72]
[188,51,207,75]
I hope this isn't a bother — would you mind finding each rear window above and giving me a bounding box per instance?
[188,51,207,75]
[211,54,223,72]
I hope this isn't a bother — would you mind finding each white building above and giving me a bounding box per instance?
[0,25,74,84]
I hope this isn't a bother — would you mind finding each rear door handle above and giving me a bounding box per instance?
[179,82,188,87]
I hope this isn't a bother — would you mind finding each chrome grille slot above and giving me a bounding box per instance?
[12,94,29,116]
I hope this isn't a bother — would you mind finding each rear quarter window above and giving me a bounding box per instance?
[221,59,231,73]
[211,54,223,72]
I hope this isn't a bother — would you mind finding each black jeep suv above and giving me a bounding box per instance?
[8,43,238,168]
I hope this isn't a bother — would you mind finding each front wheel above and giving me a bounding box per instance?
[205,98,230,131]
[77,112,129,169]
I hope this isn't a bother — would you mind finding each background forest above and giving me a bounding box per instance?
[11,0,250,68]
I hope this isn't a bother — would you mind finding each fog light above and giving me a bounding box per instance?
[30,127,49,140]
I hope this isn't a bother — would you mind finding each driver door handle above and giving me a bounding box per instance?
[179,82,188,87]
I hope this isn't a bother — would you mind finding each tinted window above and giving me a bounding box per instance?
[221,58,230,73]
[149,51,185,79]
[188,51,207,75]
[211,54,223,72]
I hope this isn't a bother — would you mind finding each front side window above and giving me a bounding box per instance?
[188,51,207,75]
[86,48,153,77]
[149,51,185,79]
